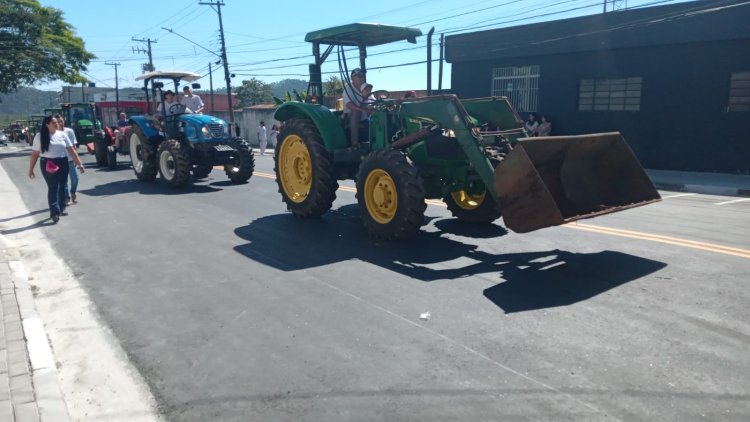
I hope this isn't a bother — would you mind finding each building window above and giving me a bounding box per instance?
[728,71,750,112]
[578,77,642,111]
[492,65,539,112]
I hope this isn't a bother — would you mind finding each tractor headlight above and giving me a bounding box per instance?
[201,126,211,139]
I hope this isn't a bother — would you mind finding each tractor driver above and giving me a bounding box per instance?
[342,68,373,149]
[157,90,190,116]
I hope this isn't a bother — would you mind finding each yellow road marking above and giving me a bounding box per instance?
[565,223,750,259]
[251,169,750,259]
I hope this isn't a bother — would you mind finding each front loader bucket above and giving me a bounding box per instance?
[493,132,660,233]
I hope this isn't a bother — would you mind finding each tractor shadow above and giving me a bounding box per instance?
[233,204,666,312]
[79,178,223,196]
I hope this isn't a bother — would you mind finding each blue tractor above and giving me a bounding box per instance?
[125,70,254,187]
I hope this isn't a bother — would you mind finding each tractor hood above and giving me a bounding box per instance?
[181,114,226,126]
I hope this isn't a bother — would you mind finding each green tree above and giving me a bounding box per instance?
[235,78,273,107]
[269,78,308,98]
[323,75,343,97]
[0,0,95,93]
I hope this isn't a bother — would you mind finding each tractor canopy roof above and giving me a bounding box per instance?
[136,70,200,82]
[305,23,421,47]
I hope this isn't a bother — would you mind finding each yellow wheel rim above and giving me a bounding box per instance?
[363,169,398,224]
[450,189,486,210]
[278,135,312,203]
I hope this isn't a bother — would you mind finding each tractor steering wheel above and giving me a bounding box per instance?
[169,103,192,115]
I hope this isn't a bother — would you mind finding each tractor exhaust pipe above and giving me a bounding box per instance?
[426,27,434,96]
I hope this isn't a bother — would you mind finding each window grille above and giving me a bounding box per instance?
[491,65,539,112]
[728,71,750,112]
[578,77,642,111]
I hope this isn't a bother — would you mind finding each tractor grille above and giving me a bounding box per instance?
[207,123,225,138]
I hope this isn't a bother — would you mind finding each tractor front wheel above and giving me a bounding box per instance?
[129,125,158,182]
[224,139,255,183]
[157,139,191,188]
[356,149,426,240]
[443,188,502,223]
[274,118,337,218]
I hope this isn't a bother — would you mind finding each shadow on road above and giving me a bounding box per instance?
[0,209,48,223]
[78,178,223,196]
[1,217,57,235]
[233,204,666,312]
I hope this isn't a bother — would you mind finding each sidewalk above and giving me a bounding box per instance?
[0,235,70,422]
[646,169,750,197]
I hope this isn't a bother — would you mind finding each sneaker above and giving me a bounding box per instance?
[71,193,77,204]
[60,211,68,216]
[51,215,59,223]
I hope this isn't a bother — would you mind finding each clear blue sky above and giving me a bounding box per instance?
[36,0,691,93]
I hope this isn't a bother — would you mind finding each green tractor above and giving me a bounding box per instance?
[273,23,661,240]
[60,103,108,164]
[28,114,46,142]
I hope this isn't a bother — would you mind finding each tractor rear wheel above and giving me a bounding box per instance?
[94,134,108,166]
[157,139,191,188]
[224,139,255,183]
[443,188,502,223]
[274,117,337,218]
[356,149,426,240]
[129,125,158,182]
[192,164,213,179]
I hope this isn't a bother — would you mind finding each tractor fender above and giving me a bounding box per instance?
[274,102,348,151]
[103,127,116,146]
[128,116,161,143]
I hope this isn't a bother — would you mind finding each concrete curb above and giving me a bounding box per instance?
[0,235,71,422]
[651,181,750,197]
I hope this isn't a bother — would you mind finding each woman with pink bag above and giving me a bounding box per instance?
[27,115,85,223]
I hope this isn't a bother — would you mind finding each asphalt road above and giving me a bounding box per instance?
[2,146,749,421]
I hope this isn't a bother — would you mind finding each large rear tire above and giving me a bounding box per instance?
[129,124,158,182]
[94,134,108,166]
[157,139,191,188]
[356,149,426,240]
[274,118,338,218]
[224,139,255,183]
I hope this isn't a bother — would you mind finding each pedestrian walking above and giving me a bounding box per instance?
[55,115,80,204]
[28,116,85,223]
[257,121,268,155]
[269,124,279,152]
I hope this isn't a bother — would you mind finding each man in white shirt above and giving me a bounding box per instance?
[257,121,268,155]
[181,86,204,114]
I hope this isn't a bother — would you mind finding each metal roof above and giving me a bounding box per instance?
[305,23,422,46]
[135,71,201,82]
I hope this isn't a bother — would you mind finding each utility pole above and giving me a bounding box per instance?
[105,61,121,115]
[132,37,157,71]
[209,61,216,114]
[200,1,234,125]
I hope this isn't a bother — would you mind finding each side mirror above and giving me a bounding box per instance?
[192,83,201,89]
[153,82,164,89]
